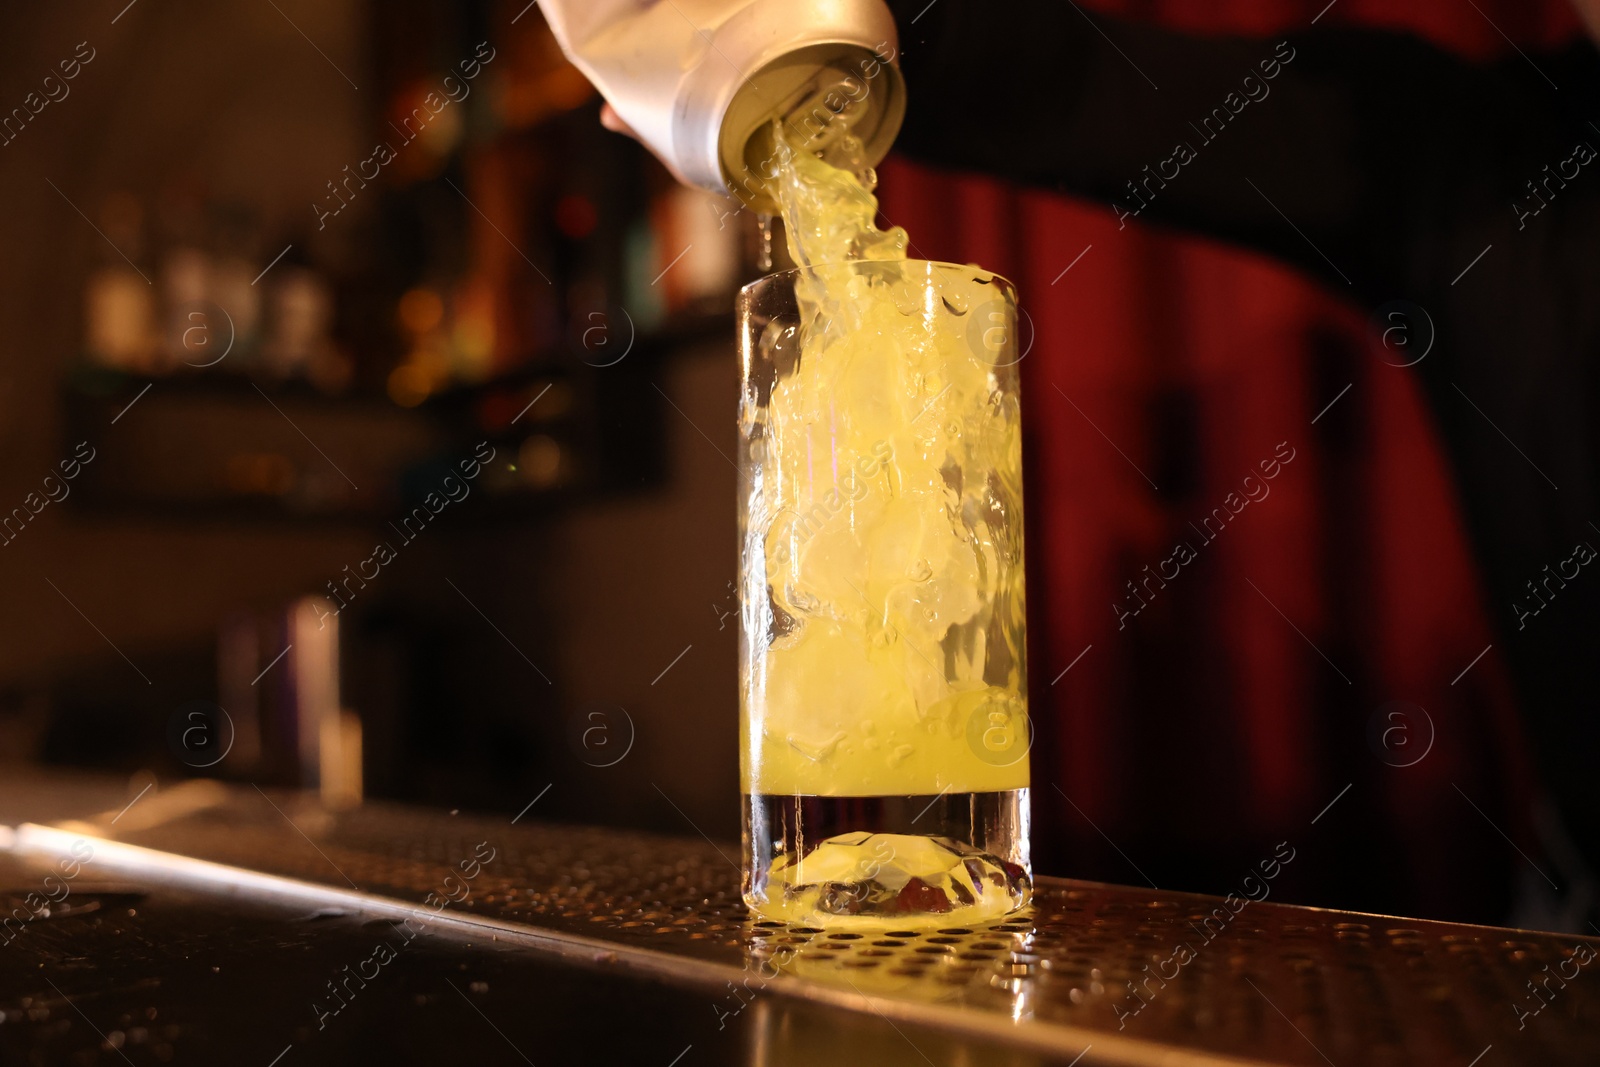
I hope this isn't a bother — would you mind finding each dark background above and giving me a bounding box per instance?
[0,0,1588,930]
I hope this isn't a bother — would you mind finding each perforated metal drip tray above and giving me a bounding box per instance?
[7,781,1598,1067]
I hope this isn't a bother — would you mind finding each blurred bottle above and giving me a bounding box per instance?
[226,598,362,805]
[83,192,158,372]
[263,263,352,392]
[156,185,212,375]
[208,203,265,370]
[162,245,210,373]
[388,284,451,407]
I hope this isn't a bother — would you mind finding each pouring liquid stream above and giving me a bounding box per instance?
[742,122,1031,925]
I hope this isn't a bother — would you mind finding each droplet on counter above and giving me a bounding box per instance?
[469,981,488,994]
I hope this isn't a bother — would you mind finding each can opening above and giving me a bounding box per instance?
[719,43,905,215]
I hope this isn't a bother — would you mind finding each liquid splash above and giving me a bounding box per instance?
[745,124,1028,800]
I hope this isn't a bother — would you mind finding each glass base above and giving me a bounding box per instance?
[742,789,1031,927]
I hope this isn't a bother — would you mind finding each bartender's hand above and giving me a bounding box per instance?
[599,102,696,187]
[599,103,637,140]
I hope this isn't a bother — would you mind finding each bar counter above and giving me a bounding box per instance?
[1,775,1595,1065]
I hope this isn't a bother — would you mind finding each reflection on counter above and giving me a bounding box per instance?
[745,998,1049,1067]
[741,910,1038,1028]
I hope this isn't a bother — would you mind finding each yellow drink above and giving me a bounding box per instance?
[738,127,1031,925]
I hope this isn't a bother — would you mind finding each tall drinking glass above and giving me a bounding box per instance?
[738,259,1031,926]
